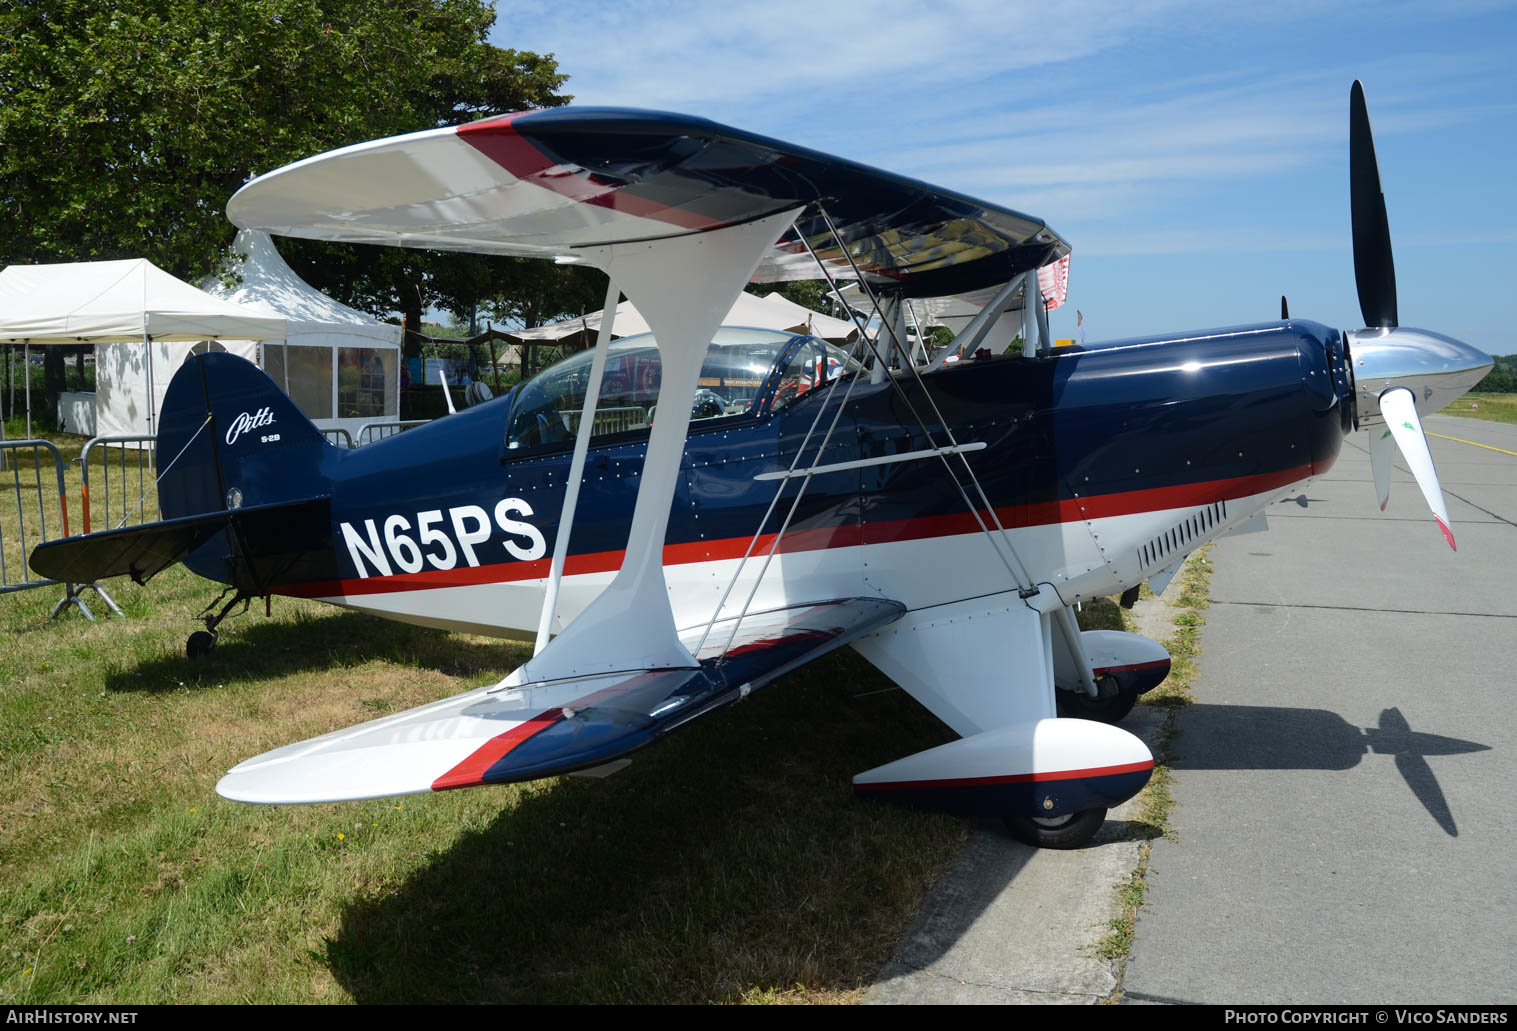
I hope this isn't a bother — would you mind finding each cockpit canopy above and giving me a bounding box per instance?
[505,327,859,450]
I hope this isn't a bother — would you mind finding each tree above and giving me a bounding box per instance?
[0,0,574,359]
[475,259,607,331]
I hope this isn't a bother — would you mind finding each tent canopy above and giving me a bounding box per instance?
[751,291,860,340]
[206,231,398,341]
[201,231,401,433]
[508,290,858,350]
[0,258,285,343]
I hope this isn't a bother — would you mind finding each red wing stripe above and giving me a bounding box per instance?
[457,115,725,232]
[722,626,835,659]
[431,708,564,791]
[854,759,1154,793]
[429,670,680,791]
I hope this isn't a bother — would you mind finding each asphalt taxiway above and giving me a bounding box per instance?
[867,413,1517,1005]
[1124,415,1517,1004]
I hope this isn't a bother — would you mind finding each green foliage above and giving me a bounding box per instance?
[1470,354,1517,393]
[400,387,464,422]
[1440,392,1517,425]
[0,0,586,357]
[476,260,606,331]
[0,350,93,428]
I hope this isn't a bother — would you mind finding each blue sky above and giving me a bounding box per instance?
[490,1,1516,352]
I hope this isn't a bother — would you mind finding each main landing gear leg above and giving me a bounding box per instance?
[187,588,250,659]
[1056,675,1138,724]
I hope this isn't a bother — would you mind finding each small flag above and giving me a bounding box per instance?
[1037,255,1071,311]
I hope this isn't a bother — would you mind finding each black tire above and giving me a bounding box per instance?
[1002,807,1108,849]
[186,630,217,659]
[1056,684,1138,724]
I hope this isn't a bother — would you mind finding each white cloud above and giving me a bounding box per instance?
[489,0,1516,321]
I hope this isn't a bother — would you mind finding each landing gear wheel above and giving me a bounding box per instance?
[1002,807,1108,849]
[186,630,217,659]
[188,589,250,659]
[1056,684,1138,724]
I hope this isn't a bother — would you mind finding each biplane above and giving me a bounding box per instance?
[31,83,1491,848]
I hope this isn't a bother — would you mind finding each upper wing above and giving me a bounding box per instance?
[228,107,1068,299]
[217,597,904,804]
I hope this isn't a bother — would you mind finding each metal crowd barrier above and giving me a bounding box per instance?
[323,427,355,449]
[355,419,428,446]
[80,434,158,535]
[0,438,120,620]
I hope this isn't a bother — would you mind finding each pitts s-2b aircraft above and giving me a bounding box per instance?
[32,83,1491,847]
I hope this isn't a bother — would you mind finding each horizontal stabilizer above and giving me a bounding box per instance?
[218,597,904,804]
[29,497,331,589]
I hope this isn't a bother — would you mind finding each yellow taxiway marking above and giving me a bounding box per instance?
[1427,431,1517,457]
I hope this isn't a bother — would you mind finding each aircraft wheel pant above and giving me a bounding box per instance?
[852,718,1155,850]
[1054,629,1172,725]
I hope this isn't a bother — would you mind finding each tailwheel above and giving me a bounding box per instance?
[1003,807,1108,849]
[187,587,250,659]
[186,630,218,659]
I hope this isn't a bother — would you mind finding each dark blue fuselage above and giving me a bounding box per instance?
[158,319,1352,616]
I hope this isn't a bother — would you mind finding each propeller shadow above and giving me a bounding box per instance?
[1172,703,1488,836]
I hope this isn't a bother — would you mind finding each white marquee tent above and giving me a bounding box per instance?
[0,258,286,439]
[205,230,403,437]
[506,290,860,354]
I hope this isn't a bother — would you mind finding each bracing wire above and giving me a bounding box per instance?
[113,415,211,530]
[690,263,876,657]
[811,206,1037,590]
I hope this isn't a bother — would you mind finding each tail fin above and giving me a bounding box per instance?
[158,352,332,521]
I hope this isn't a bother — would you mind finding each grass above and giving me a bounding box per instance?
[0,435,971,1004]
[1073,595,1128,634]
[0,431,1189,1004]
[1093,546,1212,995]
[1092,871,1147,961]
[1438,392,1517,426]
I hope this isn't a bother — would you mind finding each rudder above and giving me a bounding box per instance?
[158,352,333,522]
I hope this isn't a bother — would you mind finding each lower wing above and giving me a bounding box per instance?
[217,597,904,803]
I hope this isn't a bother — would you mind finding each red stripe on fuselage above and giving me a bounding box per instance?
[279,461,1319,601]
[1092,659,1171,676]
[457,114,726,232]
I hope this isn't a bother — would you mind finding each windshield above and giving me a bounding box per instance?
[506,327,856,450]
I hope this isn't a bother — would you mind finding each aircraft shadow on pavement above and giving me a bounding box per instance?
[102,610,522,693]
[1172,703,1490,837]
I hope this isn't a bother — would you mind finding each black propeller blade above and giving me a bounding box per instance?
[1350,80,1398,328]
[1281,295,1289,320]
